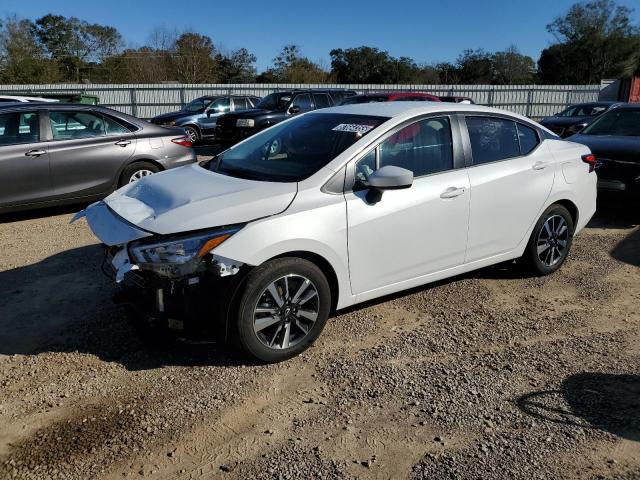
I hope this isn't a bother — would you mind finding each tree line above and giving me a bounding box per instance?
[0,0,638,85]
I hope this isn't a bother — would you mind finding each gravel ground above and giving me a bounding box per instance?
[0,194,638,480]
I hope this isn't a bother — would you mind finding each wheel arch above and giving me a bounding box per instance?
[268,250,340,314]
[117,158,165,186]
[552,198,579,230]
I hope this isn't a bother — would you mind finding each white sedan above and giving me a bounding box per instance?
[76,102,597,362]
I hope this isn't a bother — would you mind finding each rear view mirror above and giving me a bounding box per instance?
[289,105,301,114]
[367,165,413,190]
[368,165,413,190]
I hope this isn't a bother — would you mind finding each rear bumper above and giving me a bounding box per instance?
[597,159,640,193]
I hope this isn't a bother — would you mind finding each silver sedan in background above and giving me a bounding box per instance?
[0,103,196,213]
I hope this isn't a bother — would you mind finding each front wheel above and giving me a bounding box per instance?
[523,204,574,275]
[234,258,331,362]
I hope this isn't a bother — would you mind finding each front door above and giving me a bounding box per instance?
[345,116,470,296]
[0,110,53,207]
[199,97,231,136]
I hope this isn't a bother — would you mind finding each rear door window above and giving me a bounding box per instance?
[233,98,248,110]
[292,94,312,112]
[0,111,40,145]
[313,94,331,109]
[466,116,520,165]
[50,111,107,139]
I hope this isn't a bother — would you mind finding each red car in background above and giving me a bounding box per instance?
[339,91,441,105]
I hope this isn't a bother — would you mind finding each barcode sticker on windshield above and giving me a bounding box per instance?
[332,123,374,134]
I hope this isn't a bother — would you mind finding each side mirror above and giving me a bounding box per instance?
[206,110,212,117]
[368,165,413,190]
[289,105,301,114]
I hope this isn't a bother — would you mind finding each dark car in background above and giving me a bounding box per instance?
[150,95,261,143]
[0,103,196,213]
[214,89,356,145]
[339,91,441,104]
[540,101,621,138]
[568,104,640,194]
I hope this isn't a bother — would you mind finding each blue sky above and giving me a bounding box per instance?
[2,0,638,71]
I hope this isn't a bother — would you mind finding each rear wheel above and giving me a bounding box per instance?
[119,161,159,187]
[524,204,574,275]
[234,257,331,362]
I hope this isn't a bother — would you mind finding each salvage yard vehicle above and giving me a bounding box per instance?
[539,101,621,138]
[213,89,357,146]
[339,92,441,105]
[0,103,196,213]
[150,94,261,143]
[76,102,597,362]
[568,103,640,194]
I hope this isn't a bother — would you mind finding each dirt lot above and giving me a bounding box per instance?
[0,193,638,480]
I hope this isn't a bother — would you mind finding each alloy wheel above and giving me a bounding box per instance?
[253,274,319,350]
[128,169,154,183]
[185,127,198,143]
[537,214,569,267]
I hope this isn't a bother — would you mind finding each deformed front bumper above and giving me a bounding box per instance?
[105,250,247,340]
[76,201,249,341]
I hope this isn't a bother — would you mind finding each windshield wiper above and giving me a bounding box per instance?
[217,164,264,181]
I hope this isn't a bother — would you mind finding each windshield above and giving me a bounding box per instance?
[581,109,640,136]
[206,113,389,182]
[340,96,389,105]
[183,97,215,113]
[255,93,292,111]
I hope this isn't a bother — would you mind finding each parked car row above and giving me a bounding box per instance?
[150,90,474,146]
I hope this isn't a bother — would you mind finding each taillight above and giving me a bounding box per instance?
[581,153,597,172]
[171,136,193,148]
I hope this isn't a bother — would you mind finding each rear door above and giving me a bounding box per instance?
[0,110,54,207]
[463,115,555,262]
[47,110,137,198]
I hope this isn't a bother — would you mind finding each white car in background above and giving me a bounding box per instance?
[76,102,597,362]
[0,95,58,103]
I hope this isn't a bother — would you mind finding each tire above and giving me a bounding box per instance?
[119,161,159,187]
[234,257,331,363]
[523,204,574,275]
[184,125,200,143]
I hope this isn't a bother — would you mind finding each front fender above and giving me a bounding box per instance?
[213,200,354,309]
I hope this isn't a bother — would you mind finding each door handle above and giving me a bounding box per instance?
[440,187,466,199]
[115,140,131,147]
[25,149,46,157]
[532,161,548,170]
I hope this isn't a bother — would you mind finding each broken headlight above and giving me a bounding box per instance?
[129,227,240,277]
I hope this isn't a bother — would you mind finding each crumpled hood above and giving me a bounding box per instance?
[103,163,297,235]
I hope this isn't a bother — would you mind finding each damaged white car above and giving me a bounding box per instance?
[76,102,597,362]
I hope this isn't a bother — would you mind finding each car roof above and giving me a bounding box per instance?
[570,101,620,107]
[317,101,532,121]
[612,103,639,110]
